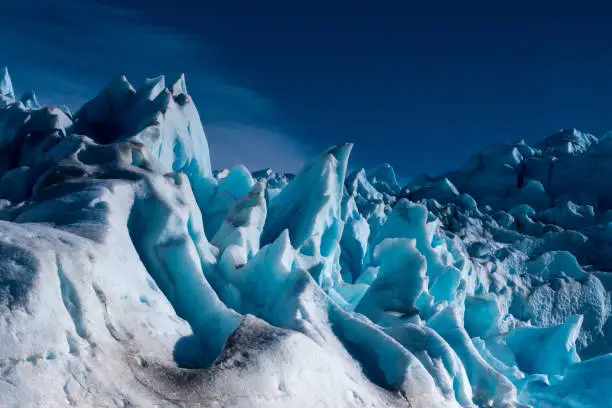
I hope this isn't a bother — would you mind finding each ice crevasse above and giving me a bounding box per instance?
[0,68,611,407]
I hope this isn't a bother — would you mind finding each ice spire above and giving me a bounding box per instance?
[0,67,15,100]
[20,91,40,109]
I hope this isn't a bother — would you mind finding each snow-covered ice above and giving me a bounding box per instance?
[0,67,612,407]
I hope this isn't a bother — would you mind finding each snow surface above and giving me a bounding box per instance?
[0,67,612,407]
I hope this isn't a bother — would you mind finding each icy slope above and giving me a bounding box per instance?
[0,68,611,408]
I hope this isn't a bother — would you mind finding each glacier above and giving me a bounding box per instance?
[0,68,611,408]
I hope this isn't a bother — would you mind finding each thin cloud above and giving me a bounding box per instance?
[205,123,311,173]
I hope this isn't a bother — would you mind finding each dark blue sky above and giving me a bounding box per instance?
[2,1,612,180]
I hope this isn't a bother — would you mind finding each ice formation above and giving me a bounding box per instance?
[0,67,611,408]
